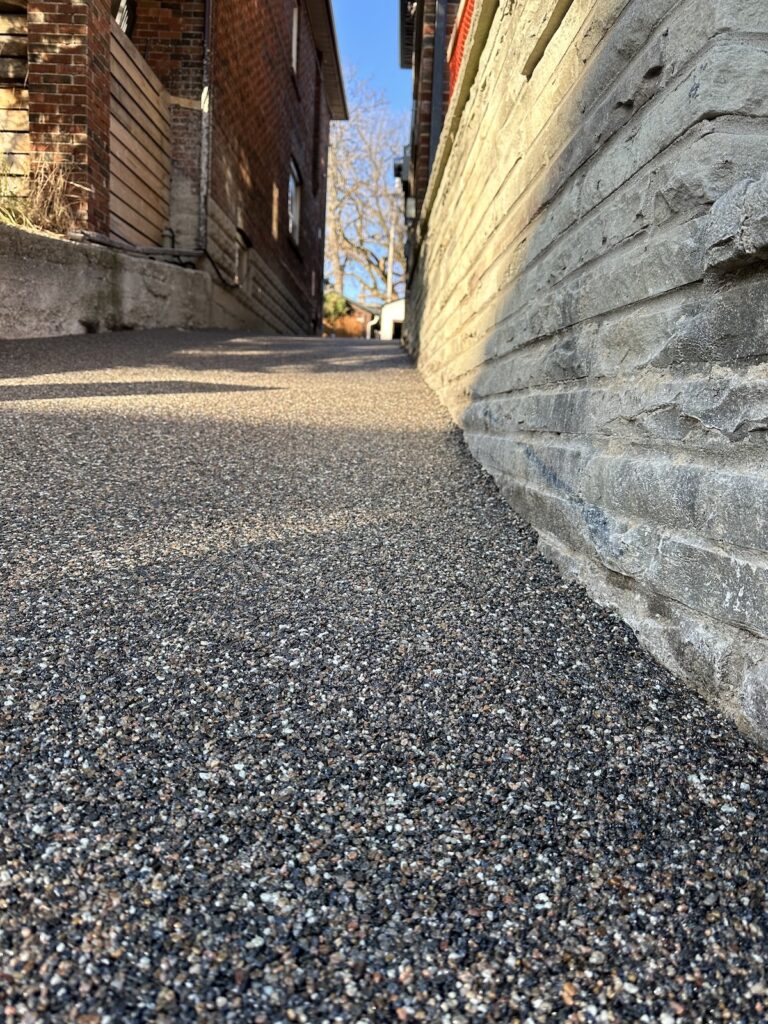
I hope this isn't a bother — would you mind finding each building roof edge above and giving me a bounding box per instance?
[400,0,417,69]
[306,0,348,120]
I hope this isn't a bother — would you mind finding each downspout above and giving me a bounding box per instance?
[198,0,214,251]
[429,0,448,173]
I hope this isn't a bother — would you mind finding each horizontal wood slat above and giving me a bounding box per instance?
[0,2,29,176]
[110,97,170,175]
[109,121,169,203]
[109,209,158,249]
[0,150,28,173]
[0,15,26,34]
[0,36,25,57]
[0,175,28,197]
[110,191,167,243]
[110,22,165,98]
[109,23,171,247]
[110,168,168,232]
[0,127,27,151]
[111,56,169,131]
[0,56,25,80]
[0,85,26,108]
[0,105,26,129]
[111,78,169,151]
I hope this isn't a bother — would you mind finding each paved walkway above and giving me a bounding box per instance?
[1,331,767,1023]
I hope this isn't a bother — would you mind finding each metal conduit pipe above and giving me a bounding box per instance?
[198,0,214,252]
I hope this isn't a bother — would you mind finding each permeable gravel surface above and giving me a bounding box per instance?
[1,332,766,1024]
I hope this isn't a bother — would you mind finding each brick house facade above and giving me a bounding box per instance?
[0,0,346,335]
[399,0,460,223]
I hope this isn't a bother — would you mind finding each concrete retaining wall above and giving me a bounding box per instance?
[407,0,768,740]
[0,223,269,339]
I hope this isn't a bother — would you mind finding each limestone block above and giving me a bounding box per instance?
[469,435,768,555]
[422,126,768,378]
[465,367,768,446]
[537,533,768,740]
[494,447,768,639]
[656,273,768,366]
[705,172,768,271]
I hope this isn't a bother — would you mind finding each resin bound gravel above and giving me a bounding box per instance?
[1,331,767,1024]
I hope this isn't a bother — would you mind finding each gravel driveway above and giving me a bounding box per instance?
[1,331,766,1023]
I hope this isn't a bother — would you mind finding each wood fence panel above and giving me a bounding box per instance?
[109,126,169,205]
[109,22,171,247]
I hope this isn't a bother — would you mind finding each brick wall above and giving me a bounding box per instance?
[409,0,459,217]
[131,0,205,98]
[449,0,475,97]
[208,0,330,334]
[406,0,768,741]
[27,0,111,232]
[19,0,334,333]
[131,0,206,249]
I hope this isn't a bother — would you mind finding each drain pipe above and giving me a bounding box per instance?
[197,0,214,251]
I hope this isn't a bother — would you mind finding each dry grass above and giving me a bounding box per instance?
[0,157,85,235]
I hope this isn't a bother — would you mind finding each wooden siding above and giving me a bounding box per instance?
[0,11,28,185]
[109,22,171,247]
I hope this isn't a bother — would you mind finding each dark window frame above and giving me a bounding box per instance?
[112,0,137,37]
[288,159,302,248]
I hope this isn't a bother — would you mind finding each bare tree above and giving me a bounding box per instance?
[325,73,407,305]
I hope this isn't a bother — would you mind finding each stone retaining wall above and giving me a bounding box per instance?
[407,0,768,740]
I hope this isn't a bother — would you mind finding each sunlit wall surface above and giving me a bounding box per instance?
[406,0,768,741]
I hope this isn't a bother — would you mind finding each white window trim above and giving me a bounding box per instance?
[291,2,300,73]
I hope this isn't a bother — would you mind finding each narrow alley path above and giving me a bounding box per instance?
[1,332,766,1023]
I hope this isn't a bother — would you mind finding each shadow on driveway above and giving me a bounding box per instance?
[0,381,283,402]
[0,330,409,380]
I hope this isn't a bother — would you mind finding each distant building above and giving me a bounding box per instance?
[324,297,377,338]
[379,298,406,341]
[0,0,347,334]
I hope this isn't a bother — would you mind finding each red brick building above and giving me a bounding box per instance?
[399,0,461,222]
[0,0,346,334]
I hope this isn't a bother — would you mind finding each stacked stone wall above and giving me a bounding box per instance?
[407,0,768,739]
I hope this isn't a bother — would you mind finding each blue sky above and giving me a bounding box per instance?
[332,0,413,116]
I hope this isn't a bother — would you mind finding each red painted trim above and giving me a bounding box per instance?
[448,0,475,99]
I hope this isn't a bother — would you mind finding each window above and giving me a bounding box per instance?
[291,1,300,74]
[112,0,136,37]
[288,160,302,246]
